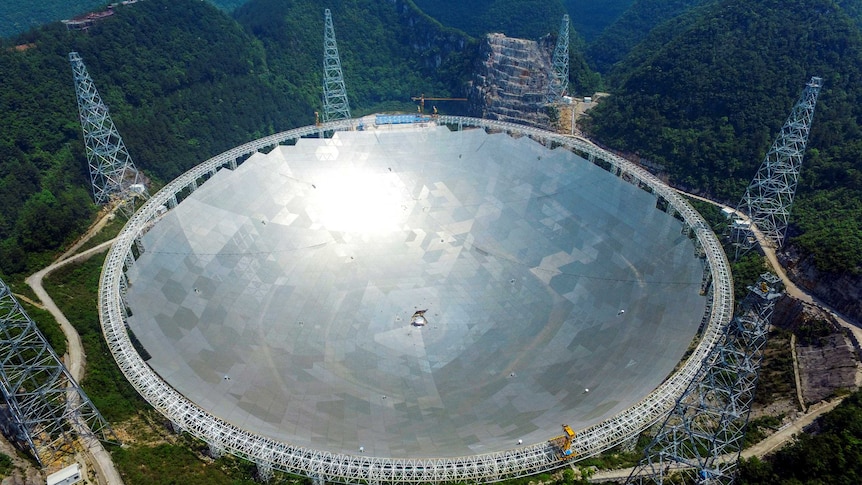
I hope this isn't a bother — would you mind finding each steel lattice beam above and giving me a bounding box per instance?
[546,15,570,104]
[70,52,148,217]
[322,9,352,122]
[735,77,822,251]
[0,278,117,466]
[628,273,782,484]
[100,117,734,484]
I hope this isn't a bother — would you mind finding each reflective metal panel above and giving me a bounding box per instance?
[126,125,706,457]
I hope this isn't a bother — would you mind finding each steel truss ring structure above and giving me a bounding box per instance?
[99,117,733,484]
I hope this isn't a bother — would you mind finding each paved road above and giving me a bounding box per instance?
[26,239,124,485]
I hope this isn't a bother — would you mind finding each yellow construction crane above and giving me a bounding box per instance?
[549,424,577,459]
[411,94,468,114]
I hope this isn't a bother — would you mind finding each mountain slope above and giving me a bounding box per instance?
[0,0,308,273]
[234,0,476,114]
[0,0,104,38]
[562,0,635,43]
[837,0,862,30]
[585,0,862,286]
[411,0,566,39]
[0,0,248,39]
[586,0,711,73]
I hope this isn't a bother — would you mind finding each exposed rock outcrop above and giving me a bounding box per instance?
[772,297,860,404]
[391,0,474,72]
[468,33,554,127]
[779,244,862,325]
[797,333,857,403]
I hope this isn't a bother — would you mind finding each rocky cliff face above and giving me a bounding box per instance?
[391,0,476,79]
[773,297,860,404]
[779,245,862,325]
[467,33,554,127]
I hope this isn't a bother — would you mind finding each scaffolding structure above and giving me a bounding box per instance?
[628,273,782,484]
[322,9,351,122]
[0,278,117,466]
[69,51,148,213]
[733,77,823,254]
[546,14,570,104]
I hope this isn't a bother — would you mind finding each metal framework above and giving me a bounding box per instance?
[546,14,570,104]
[70,51,147,214]
[628,273,782,484]
[0,278,117,466]
[322,9,351,122]
[99,117,733,484]
[734,77,823,252]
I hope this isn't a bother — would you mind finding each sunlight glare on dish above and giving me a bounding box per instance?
[313,169,409,233]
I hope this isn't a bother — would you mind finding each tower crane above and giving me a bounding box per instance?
[411,94,468,114]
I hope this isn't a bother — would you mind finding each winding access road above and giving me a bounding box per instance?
[563,134,862,483]
[26,232,123,485]
[679,190,862,342]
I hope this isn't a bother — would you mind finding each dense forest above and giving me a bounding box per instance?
[234,0,475,115]
[0,0,246,39]
[562,0,635,44]
[585,0,710,74]
[410,0,567,40]
[583,0,862,275]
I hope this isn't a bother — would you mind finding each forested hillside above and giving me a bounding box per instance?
[562,0,634,43]
[411,0,566,40]
[586,0,711,73]
[0,0,248,39]
[0,0,295,273]
[0,0,104,38]
[234,0,474,115]
[739,388,862,483]
[838,0,862,30]
[584,0,862,276]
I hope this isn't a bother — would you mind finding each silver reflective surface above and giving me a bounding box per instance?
[126,125,706,457]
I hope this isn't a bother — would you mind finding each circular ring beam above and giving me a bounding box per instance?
[99,117,733,483]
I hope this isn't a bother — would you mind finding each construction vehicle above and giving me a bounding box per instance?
[411,94,468,114]
[549,424,577,459]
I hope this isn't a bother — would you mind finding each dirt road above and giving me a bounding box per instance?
[22,204,125,485]
[678,191,862,343]
[589,396,844,483]
[26,237,124,485]
[558,136,860,482]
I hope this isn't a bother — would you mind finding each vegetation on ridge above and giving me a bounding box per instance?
[739,388,862,484]
[585,0,710,74]
[234,0,475,115]
[584,0,862,274]
[0,1,250,39]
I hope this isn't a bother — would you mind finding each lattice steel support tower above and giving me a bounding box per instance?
[70,51,147,209]
[733,77,823,253]
[322,9,351,122]
[0,278,117,466]
[628,273,782,484]
[546,14,570,104]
